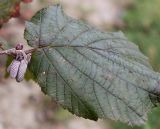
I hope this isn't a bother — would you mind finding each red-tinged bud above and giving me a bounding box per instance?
[11,3,20,17]
[16,44,23,50]
[22,0,33,3]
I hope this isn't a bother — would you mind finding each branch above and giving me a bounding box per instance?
[0,47,37,56]
[25,48,37,54]
[0,43,69,56]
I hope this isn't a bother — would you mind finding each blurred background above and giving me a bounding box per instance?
[0,0,160,129]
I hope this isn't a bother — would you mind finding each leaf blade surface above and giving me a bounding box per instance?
[24,5,160,125]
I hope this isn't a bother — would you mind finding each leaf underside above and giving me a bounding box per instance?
[24,4,160,125]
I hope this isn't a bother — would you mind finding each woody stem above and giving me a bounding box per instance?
[0,48,37,56]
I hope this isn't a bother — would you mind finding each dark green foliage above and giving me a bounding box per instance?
[0,0,21,25]
[25,5,160,125]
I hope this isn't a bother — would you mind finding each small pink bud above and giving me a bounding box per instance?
[15,44,23,50]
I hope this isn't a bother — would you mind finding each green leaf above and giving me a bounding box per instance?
[24,5,160,125]
[0,37,12,78]
[0,37,11,50]
[0,0,21,25]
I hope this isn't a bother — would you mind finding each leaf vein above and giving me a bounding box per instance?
[55,48,144,120]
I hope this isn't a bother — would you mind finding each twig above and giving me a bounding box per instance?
[25,48,37,54]
[0,42,50,56]
[0,48,37,56]
[0,50,14,56]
